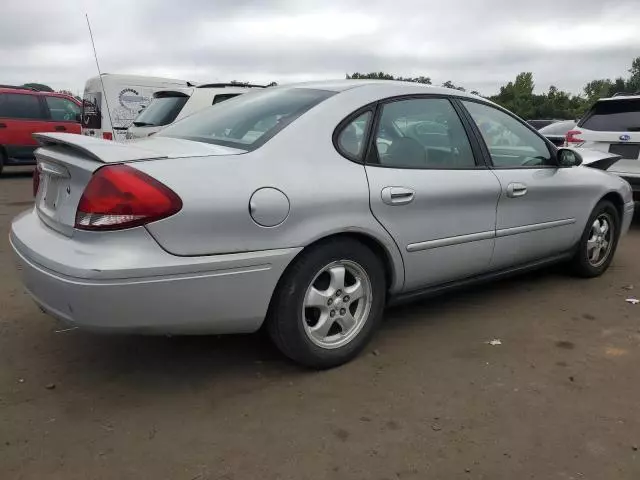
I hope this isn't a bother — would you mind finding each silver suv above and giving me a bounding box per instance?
[568,94,640,199]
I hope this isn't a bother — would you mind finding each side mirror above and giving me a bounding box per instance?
[557,148,583,167]
[75,113,82,123]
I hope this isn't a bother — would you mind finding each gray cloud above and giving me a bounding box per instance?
[0,0,638,96]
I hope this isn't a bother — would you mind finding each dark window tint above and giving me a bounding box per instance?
[158,88,335,150]
[212,93,240,105]
[0,93,44,119]
[134,95,188,127]
[579,99,640,131]
[82,91,102,129]
[337,111,372,160]
[463,101,553,168]
[45,96,80,121]
[372,98,476,169]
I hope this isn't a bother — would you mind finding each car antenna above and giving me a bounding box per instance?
[85,14,115,140]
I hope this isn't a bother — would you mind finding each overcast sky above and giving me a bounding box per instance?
[2,0,638,96]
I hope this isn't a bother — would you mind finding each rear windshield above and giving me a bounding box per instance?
[579,99,640,131]
[157,88,335,150]
[134,94,188,127]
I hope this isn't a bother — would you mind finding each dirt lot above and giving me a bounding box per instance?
[1,168,639,480]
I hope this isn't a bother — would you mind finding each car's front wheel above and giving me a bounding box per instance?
[268,238,386,369]
[571,200,620,277]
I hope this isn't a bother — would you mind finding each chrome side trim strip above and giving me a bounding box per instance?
[407,230,495,252]
[496,218,575,238]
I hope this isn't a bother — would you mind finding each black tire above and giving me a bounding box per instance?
[0,148,5,177]
[570,200,620,278]
[268,238,386,369]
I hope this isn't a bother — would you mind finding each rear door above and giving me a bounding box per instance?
[461,100,585,270]
[42,96,82,135]
[363,96,501,292]
[576,98,640,180]
[0,92,48,160]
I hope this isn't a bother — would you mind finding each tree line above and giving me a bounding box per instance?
[347,56,640,120]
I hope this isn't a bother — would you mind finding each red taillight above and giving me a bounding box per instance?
[565,130,583,145]
[75,165,182,231]
[102,132,113,140]
[33,167,41,197]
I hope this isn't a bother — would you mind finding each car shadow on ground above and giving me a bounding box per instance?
[14,203,640,392]
[0,168,34,179]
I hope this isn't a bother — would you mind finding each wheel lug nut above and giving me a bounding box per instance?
[343,296,350,302]
[330,310,336,317]
[340,308,346,316]
[327,298,333,306]
[336,289,342,296]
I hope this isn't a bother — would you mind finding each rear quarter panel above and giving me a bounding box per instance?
[139,87,407,291]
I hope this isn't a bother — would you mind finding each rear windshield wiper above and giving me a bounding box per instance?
[132,121,154,127]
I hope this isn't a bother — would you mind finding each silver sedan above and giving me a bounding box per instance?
[10,81,635,368]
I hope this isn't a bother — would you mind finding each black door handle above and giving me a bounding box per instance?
[54,126,67,131]
[0,123,6,128]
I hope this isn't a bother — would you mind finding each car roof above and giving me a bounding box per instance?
[597,94,640,102]
[0,87,77,100]
[282,79,483,99]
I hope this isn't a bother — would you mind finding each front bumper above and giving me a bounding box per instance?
[621,201,635,236]
[10,210,301,334]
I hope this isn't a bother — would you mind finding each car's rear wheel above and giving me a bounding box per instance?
[571,200,620,277]
[268,238,386,369]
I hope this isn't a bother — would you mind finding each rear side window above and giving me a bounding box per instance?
[0,93,45,119]
[336,111,372,160]
[158,88,335,150]
[579,99,640,131]
[45,96,80,121]
[212,93,239,105]
[134,95,188,127]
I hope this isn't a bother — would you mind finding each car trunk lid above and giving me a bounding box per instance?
[32,132,244,237]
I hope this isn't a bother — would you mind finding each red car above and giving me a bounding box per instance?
[0,86,81,176]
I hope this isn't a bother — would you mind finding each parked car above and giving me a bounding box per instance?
[81,74,190,142]
[527,119,561,130]
[126,83,266,140]
[11,81,634,368]
[539,120,576,147]
[0,86,81,176]
[566,94,640,199]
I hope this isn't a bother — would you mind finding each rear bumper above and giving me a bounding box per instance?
[10,210,300,334]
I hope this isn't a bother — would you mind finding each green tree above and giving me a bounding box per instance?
[441,80,465,91]
[626,57,640,93]
[23,83,53,92]
[346,72,432,84]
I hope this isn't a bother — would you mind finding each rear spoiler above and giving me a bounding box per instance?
[33,132,167,164]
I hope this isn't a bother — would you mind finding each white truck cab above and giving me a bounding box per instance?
[126,83,266,140]
[81,74,190,142]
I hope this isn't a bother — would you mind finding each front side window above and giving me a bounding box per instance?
[463,101,553,168]
[158,88,335,151]
[0,93,44,119]
[45,96,80,121]
[372,98,477,169]
[579,99,640,132]
[336,111,372,160]
[134,94,188,127]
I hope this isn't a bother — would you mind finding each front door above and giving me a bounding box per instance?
[461,100,583,270]
[364,97,502,292]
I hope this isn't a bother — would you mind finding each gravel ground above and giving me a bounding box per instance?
[1,169,640,480]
